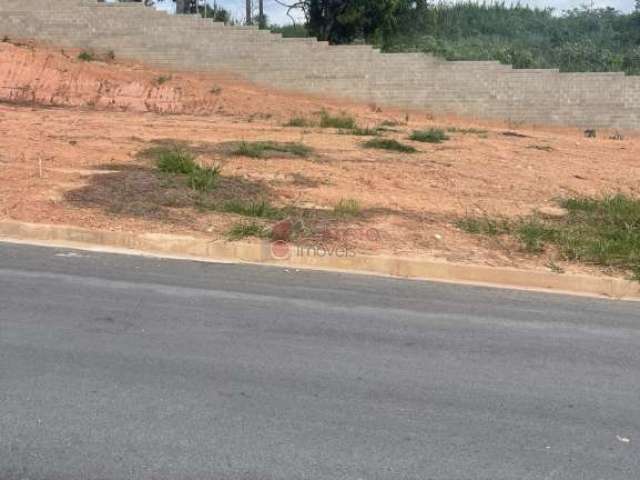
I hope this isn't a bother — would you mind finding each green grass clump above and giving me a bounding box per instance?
[227,222,267,240]
[458,194,640,279]
[447,127,488,135]
[222,200,286,219]
[155,147,219,192]
[334,198,361,217]
[347,127,381,136]
[188,165,221,192]
[155,75,171,85]
[456,216,510,236]
[363,138,417,153]
[77,51,95,62]
[284,116,313,127]
[409,128,449,143]
[232,141,312,158]
[156,148,198,174]
[319,111,357,130]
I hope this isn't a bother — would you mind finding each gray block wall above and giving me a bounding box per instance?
[1,0,638,129]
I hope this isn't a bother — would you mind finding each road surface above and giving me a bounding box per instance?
[1,242,638,479]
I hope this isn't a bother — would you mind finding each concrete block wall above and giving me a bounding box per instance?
[1,0,637,128]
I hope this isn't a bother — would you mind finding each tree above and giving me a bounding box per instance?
[277,0,403,44]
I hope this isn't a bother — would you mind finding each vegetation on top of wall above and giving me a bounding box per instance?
[271,2,640,75]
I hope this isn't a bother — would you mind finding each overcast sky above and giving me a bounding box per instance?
[149,0,635,25]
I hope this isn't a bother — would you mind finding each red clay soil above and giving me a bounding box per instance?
[1,41,639,278]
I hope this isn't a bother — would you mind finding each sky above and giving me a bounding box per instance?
[144,0,635,25]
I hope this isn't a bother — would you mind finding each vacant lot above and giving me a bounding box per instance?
[1,41,639,279]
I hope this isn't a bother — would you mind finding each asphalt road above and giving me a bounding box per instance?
[1,241,639,480]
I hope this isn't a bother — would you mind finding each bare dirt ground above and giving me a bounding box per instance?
[1,41,639,277]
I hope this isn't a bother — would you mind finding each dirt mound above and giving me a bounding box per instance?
[0,41,362,119]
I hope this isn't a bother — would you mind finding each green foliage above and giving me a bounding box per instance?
[231,141,312,158]
[447,127,488,135]
[334,198,361,217]
[363,138,417,152]
[319,111,357,129]
[458,194,640,279]
[227,222,268,240]
[409,128,449,143]
[348,127,382,136]
[77,51,95,62]
[306,0,403,44]
[199,4,231,23]
[188,165,221,192]
[456,216,510,236]
[382,4,640,75]
[285,116,314,127]
[155,75,171,85]
[270,24,310,38]
[156,149,198,174]
[154,147,219,192]
[222,200,286,219]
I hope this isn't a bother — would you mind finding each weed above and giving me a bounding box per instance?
[380,120,402,127]
[527,144,554,152]
[363,138,417,153]
[409,128,449,143]
[210,85,222,95]
[156,148,197,174]
[334,198,361,217]
[447,127,488,135]
[231,141,312,158]
[77,50,95,62]
[515,219,558,253]
[346,127,381,136]
[319,111,357,129]
[284,116,313,127]
[155,75,171,85]
[188,165,221,192]
[154,147,219,192]
[458,194,640,278]
[228,222,267,240]
[456,216,510,236]
[222,200,286,219]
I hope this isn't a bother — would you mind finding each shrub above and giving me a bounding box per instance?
[77,51,95,62]
[155,75,171,85]
[363,138,417,153]
[409,129,449,143]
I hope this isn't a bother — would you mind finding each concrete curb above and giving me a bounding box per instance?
[1,220,639,301]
